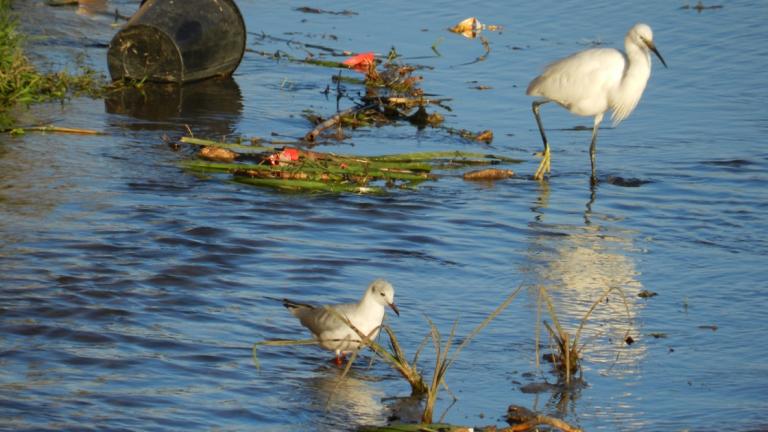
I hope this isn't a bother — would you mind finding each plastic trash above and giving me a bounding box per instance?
[107,0,246,83]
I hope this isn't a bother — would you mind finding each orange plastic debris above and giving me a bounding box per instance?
[267,147,301,166]
[342,52,375,73]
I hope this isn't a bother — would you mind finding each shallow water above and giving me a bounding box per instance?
[2,0,767,430]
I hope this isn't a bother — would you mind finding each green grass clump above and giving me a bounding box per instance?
[0,0,108,128]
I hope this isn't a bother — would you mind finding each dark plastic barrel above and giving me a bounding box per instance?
[107,0,246,83]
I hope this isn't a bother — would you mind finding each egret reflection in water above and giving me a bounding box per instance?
[525,184,647,370]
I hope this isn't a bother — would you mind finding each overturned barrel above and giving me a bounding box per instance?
[107,0,246,83]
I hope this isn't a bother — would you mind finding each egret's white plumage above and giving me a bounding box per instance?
[282,279,399,364]
[527,23,667,182]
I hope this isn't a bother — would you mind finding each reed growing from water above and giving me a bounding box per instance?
[253,284,523,425]
[536,285,632,385]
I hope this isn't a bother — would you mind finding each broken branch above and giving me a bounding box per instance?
[304,104,376,142]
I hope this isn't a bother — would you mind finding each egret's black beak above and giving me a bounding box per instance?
[646,40,667,68]
[389,302,400,317]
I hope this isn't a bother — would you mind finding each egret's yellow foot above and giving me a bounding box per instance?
[533,146,551,180]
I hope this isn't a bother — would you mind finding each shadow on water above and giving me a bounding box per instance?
[104,77,243,135]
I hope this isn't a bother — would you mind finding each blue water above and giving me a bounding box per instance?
[2,0,767,430]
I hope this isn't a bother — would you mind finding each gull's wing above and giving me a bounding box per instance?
[283,299,357,337]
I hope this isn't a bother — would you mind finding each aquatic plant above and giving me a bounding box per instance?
[181,135,519,194]
[536,285,632,385]
[253,284,523,425]
[337,282,523,424]
[0,0,108,128]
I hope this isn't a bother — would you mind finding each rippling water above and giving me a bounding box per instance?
[2,0,767,430]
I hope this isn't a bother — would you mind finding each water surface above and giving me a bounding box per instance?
[1,0,767,430]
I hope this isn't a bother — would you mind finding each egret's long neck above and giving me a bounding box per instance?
[611,37,653,124]
[624,37,652,84]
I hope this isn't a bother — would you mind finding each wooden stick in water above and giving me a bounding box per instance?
[2,125,104,135]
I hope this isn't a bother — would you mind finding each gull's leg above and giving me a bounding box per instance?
[532,100,551,180]
[589,113,604,185]
[333,352,343,367]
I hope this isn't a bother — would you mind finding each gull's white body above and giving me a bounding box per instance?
[526,23,666,181]
[283,279,398,359]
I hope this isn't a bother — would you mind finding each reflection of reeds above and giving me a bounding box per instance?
[536,285,632,384]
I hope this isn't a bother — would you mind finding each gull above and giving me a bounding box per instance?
[282,279,399,365]
[527,23,667,183]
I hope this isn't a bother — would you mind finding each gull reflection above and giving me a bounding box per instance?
[304,367,387,428]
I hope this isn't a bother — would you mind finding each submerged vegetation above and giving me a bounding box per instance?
[0,0,107,128]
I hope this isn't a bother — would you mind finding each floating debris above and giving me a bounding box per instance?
[181,136,517,194]
[359,423,470,432]
[199,146,237,163]
[463,168,514,181]
[507,405,583,432]
[46,0,78,6]
[294,6,358,16]
[444,127,494,144]
[606,176,652,187]
[638,290,658,299]
[1,124,103,135]
[680,1,723,12]
[449,17,502,39]
[341,51,376,73]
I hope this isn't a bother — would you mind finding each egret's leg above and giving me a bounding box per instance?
[589,113,604,184]
[532,101,551,180]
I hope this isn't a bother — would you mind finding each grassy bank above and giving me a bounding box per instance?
[0,0,106,128]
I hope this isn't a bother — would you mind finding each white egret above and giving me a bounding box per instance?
[282,279,399,366]
[526,23,667,182]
